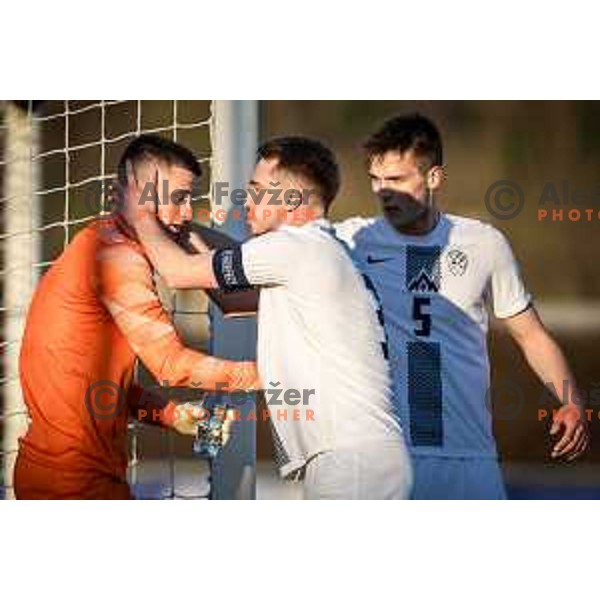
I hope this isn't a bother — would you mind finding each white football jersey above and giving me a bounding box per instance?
[334,213,532,459]
[213,218,406,477]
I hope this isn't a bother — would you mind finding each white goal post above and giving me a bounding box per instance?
[1,102,41,499]
[209,101,259,500]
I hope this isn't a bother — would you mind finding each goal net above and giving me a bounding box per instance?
[0,100,257,500]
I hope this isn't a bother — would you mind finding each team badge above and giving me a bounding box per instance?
[446,248,469,276]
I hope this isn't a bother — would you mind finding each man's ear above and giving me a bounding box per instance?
[428,165,445,191]
[284,188,304,212]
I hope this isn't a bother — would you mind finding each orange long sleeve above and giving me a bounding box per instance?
[15,217,258,499]
[94,230,258,392]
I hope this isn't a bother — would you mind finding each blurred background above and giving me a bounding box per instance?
[2,101,599,499]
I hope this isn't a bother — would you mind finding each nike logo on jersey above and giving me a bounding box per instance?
[366,255,394,264]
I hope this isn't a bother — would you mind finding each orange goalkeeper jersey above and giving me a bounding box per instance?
[15,216,257,499]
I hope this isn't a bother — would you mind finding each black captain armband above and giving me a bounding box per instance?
[212,247,253,292]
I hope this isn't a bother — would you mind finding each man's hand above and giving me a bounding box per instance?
[502,308,590,462]
[168,402,235,446]
[550,404,590,461]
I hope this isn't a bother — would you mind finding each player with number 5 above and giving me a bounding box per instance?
[335,114,590,499]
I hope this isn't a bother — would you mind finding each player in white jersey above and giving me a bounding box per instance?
[127,136,412,499]
[335,114,589,499]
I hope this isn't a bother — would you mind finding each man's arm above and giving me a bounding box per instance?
[134,217,259,313]
[502,306,589,460]
[208,288,260,317]
[127,383,212,436]
[485,226,588,460]
[136,215,218,289]
[188,225,259,316]
[95,240,259,392]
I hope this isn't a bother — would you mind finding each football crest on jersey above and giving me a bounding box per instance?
[406,246,441,293]
[445,248,469,277]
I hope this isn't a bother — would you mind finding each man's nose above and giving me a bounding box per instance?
[372,178,384,193]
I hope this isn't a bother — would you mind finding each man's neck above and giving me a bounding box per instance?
[114,212,140,242]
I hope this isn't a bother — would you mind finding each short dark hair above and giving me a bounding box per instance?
[257,136,340,213]
[117,134,201,185]
[364,113,443,172]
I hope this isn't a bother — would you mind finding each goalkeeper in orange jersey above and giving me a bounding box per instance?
[14,135,260,500]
